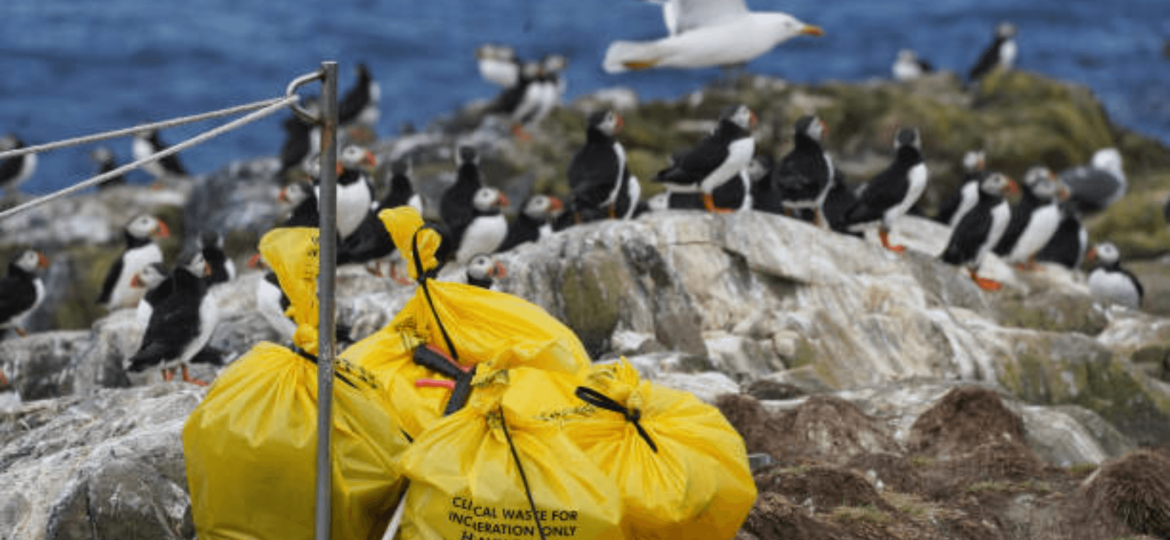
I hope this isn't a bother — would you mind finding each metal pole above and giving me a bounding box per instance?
[315,60,339,540]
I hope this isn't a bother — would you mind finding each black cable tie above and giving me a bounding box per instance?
[498,406,549,540]
[574,387,658,453]
[410,226,459,363]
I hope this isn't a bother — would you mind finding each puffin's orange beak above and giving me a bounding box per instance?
[1005,177,1020,196]
[130,274,143,288]
[548,196,564,212]
[750,111,759,130]
[499,193,510,208]
[36,251,49,268]
[336,162,344,176]
[155,221,171,239]
[615,114,625,134]
[801,25,825,37]
[278,187,289,202]
[491,261,507,279]
[364,150,377,169]
[1086,247,1097,262]
[203,262,212,278]
[247,253,263,269]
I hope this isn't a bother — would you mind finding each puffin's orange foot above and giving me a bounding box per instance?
[0,369,8,387]
[161,368,174,382]
[365,262,384,278]
[878,230,905,253]
[181,365,209,386]
[884,244,906,253]
[511,124,533,141]
[973,276,1003,291]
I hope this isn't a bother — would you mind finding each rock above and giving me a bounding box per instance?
[0,384,202,540]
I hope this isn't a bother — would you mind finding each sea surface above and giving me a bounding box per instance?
[1,0,1168,194]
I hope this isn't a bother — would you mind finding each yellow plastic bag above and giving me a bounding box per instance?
[396,368,624,540]
[183,228,411,540]
[341,207,592,438]
[559,359,757,540]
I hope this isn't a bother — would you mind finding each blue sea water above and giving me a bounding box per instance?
[1,0,1168,194]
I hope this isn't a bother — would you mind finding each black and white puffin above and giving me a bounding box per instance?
[531,53,568,130]
[126,249,217,385]
[338,63,381,129]
[993,166,1069,269]
[132,128,188,181]
[0,249,50,337]
[331,145,377,243]
[198,230,235,285]
[1087,242,1143,310]
[822,166,858,233]
[490,60,544,139]
[277,115,317,180]
[454,186,510,265]
[892,49,933,81]
[465,254,507,290]
[89,146,125,189]
[843,127,930,252]
[441,146,486,247]
[380,157,423,215]
[940,172,1017,291]
[1035,201,1088,270]
[97,214,170,310]
[967,22,1018,87]
[748,154,786,214]
[564,110,630,223]
[499,194,563,252]
[0,134,38,196]
[475,43,520,88]
[278,180,320,228]
[1059,147,1126,216]
[772,115,834,224]
[655,104,756,213]
[934,150,987,228]
[131,262,170,327]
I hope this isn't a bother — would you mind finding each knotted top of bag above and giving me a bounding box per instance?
[258,227,321,355]
[380,206,442,282]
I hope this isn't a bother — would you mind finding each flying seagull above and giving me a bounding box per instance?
[604,0,824,73]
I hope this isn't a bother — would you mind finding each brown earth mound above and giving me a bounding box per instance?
[716,393,899,464]
[741,492,849,540]
[758,464,893,512]
[845,452,925,494]
[1082,449,1170,538]
[908,386,1026,459]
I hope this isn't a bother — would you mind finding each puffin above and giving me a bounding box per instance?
[132,129,188,181]
[499,194,563,252]
[465,254,507,290]
[940,172,1017,291]
[277,115,317,180]
[475,43,520,88]
[490,60,544,139]
[0,134,38,196]
[993,166,1070,270]
[1035,201,1088,270]
[748,154,786,214]
[772,115,834,224]
[97,214,170,310]
[822,166,859,233]
[967,22,1018,87]
[198,230,235,285]
[454,186,510,265]
[131,262,170,327]
[655,104,756,213]
[332,145,378,242]
[338,63,381,129]
[564,110,630,223]
[843,127,930,252]
[89,146,125,189]
[440,146,486,248]
[380,157,423,215]
[892,49,933,81]
[1059,147,1126,216]
[126,249,218,385]
[531,53,568,130]
[278,180,320,228]
[603,1,823,72]
[1087,242,1144,310]
[935,150,987,227]
[0,249,50,337]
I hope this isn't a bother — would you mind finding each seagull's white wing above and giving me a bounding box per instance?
[675,0,750,34]
[637,0,680,35]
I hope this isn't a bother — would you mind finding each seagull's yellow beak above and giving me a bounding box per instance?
[801,25,825,37]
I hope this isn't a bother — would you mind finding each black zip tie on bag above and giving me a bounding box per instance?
[292,345,357,389]
[408,225,476,415]
[575,387,659,453]
[498,406,550,540]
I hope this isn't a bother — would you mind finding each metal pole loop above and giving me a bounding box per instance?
[286,69,327,125]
